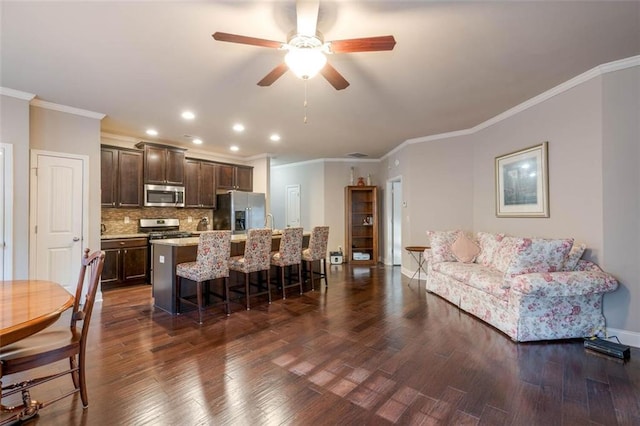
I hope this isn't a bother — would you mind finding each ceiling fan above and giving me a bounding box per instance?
[212,0,396,90]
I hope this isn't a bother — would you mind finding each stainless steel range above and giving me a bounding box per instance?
[140,219,193,285]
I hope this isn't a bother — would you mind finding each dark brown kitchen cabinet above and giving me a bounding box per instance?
[101,146,143,208]
[135,142,186,185]
[216,163,253,192]
[101,237,148,289]
[185,159,216,208]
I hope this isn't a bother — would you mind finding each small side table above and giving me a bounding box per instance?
[405,246,430,285]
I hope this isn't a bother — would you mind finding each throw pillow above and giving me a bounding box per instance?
[562,242,586,271]
[492,236,522,273]
[475,232,505,266]
[505,237,574,276]
[451,232,481,263]
[426,230,458,263]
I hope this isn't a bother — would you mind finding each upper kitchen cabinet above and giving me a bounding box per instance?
[135,142,186,185]
[216,163,253,192]
[101,146,143,208]
[185,159,216,208]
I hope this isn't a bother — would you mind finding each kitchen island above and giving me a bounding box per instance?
[151,232,309,314]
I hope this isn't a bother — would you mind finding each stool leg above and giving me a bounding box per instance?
[281,266,286,300]
[322,258,328,287]
[176,276,182,314]
[245,273,251,310]
[224,276,231,316]
[196,281,204,324]
[267,269,271,304]
[298,263,303,295]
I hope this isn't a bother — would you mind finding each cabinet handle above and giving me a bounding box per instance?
[120,242,125,245]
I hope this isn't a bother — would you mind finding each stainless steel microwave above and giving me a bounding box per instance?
[144,184,185,207]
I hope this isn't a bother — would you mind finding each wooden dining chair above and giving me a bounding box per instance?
[176,230,232,324]
[302,226,330,290]
[0,248,105,425]
[228,228,273,310]
[270,227,304,299]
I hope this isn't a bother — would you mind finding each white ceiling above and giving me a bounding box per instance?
[2,1,639,165]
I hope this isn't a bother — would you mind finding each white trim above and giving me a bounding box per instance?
[272,157,380,169]
[381,55,640,160]
[384,175,402,266]
[100,132,139,143]
[29,150,90,281]
[30,99,105,120]
[605,327,640,349]
[0,143,13,279]
[0,87,35,101]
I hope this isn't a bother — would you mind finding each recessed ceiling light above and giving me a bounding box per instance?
[193,138,203,145]
[230,145,239,152]
[270,134,281,142]
[146,129,158,136]
[181,111,195,120]
[232,123,245,132]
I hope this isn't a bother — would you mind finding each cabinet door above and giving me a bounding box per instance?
[216,164,235,190]
[101,147,118,207]
[118,150,143,207]
[199,162,216,208]
[144,145,167,184]
[101,248,120,283]
[236,166,253,191]
[165,149,185,185]
[122,246,148,282]
[184,160,201,207]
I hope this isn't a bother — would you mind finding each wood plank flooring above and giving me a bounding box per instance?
[2,264,639,425]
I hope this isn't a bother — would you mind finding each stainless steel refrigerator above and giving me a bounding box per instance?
[212,191,266,234]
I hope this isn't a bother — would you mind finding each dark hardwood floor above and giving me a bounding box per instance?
[3,264,639,425]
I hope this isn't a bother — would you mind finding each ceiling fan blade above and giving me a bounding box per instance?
[296,0,320,37]
[257,63,289,86]
[320,63,350,90]
[329,35,396,53]
[212,32,283,49]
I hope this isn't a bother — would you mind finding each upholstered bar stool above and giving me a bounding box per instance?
[270,227,304,299]
[176,230,231,324]
[228,228,273,310]
[302,226,329,291]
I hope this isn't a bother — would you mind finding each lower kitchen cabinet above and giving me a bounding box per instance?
[101,238,148,289]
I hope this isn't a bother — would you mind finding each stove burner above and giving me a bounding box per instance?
[146,230,193,240]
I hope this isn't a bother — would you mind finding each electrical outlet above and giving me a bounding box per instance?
[124,216,130,224]
[187,216,193,223]
[159,256,165,264]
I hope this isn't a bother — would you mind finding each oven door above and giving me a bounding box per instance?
[144,184,185,207]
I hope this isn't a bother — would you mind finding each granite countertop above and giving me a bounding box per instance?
[101,233,148,240]
[150,231,307,246]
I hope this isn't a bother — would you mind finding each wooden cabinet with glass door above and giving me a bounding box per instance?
[345,186,378,265]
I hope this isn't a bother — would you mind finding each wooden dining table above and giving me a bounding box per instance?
[0,280,74,348]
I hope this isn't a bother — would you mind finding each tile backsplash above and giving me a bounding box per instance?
[101,208,213,235]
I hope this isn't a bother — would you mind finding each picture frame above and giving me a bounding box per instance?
[495,142,549,218]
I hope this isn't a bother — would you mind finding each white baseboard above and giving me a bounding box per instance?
[605,328,640,349]
[401,267,426,282]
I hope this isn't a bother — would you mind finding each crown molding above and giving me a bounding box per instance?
[0,87,36,101]
[272,157,380,169]
[31,99,105,120]
[381,55,640,160]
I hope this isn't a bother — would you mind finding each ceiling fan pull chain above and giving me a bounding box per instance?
[304,80,308,124]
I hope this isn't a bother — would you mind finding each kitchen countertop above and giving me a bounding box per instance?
[101,233,148,240]
[150,231,304,247]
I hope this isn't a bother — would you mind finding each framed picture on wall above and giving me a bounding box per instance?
[495,142,549,217]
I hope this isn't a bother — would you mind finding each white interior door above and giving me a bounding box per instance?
[392,180,403,265]
[0,145,5,279]
[31,152,85,292]
[285,184,301,228]
[0,143,13,280]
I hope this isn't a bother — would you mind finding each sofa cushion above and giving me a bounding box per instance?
[451,232,481,263]
[562,242,586,271]
[432,262,508,299]
[491,236,522,273]
[475,232,505,266]
[505,237,574,277]
[427,230,458,263]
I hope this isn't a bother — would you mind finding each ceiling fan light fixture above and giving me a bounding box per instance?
[285,47,327,80]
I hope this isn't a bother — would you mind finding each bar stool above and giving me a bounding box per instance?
[302,226,329,291]
[176,231,231,324]
[270,227,304,299]
[228,228,273,310]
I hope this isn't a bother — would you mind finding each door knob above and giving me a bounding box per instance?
[72,237,80,242]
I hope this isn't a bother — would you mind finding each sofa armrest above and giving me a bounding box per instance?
[508,270,618,297]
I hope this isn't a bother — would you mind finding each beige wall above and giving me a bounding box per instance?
[30,106,103,258]
[0,94,31,278]
[601,66,640,332]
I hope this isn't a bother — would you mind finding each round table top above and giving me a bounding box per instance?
[405,246,430,252]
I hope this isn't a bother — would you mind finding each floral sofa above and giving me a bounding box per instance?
[425,231,619,342]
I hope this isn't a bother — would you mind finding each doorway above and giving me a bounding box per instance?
[385,177,403,265]
[0,143,13,279]
[29,150,88,293]
[285,184,301,228]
